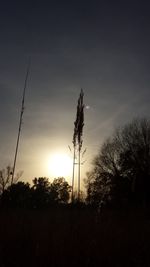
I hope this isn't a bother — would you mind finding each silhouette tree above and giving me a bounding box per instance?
[115,118,150,205]
[86,118,150,207]
[0,166,22,195]
[0,166,12,194]
[2,181,31,208]
[31,177,51,208]
[50,177,71,204]
[31,177,71,207]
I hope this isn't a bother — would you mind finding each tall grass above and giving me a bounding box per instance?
[0,207,149,266]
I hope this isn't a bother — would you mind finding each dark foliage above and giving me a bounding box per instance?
[85,118,150,208]
[31,177,51,208]
[49,177,71,204]
[2,181,31,208]
[0,177,71,209]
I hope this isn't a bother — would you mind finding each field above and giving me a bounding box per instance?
[0,206,150,267]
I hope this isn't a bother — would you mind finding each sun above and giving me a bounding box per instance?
[49,153,72,178]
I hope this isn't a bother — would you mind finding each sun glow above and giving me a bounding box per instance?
[49,153,72,178]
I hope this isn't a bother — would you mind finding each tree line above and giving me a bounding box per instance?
[1,117,150,210]
[0,177,71,208]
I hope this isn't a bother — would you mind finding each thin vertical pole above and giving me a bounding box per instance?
[11,61,30,185]
[72,145,76,202]
[78,147,81,201]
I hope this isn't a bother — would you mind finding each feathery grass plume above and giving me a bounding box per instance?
[73,89,84,149]
[72,89,85,201]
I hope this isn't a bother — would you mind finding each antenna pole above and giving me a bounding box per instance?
[11,60,30,185]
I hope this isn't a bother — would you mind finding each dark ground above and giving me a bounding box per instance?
[0,206,150,267]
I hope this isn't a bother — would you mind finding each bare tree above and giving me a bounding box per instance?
[0,166,23,194]
[85,118,150,207]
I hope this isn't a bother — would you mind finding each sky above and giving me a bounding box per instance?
[0,0,150,186]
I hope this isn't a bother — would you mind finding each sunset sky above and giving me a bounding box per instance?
[0,1,150,186]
